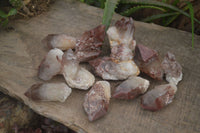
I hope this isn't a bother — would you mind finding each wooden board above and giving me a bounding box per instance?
[0,0,200,132]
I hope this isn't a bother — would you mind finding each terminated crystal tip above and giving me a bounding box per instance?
[162,52,182,85]
[38,48,63,81]
[25,82,72,102]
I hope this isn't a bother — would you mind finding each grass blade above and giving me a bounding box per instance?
[164,14,179,26]
[121,5,166,16]
[186,1,194,47]
[102,0,119,30]
[121,0,200,25]
[142,12,179,22]
[164,5,188,26]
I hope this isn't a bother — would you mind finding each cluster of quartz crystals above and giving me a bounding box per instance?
[89,18,183,114]
[85,18,150,121]
[89,18,140,80]
[25,17,183,122]
[25,25,106,102]
[139,49,182,111]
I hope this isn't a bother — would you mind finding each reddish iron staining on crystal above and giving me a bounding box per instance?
[141,83,177,111]
[110,44,134,61]
[38,48,64,81]
[134,44,164,80]
[112,76,150,100]
[89,57,139,80]
[75,25,105,62]
[83,81,111,121]
[25,83,72,102]
[135,44,158,62]
[162,52,182,85]
[107,18,136,61]
[42,34,76,50]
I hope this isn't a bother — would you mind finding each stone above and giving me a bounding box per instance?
[112,76,149,100]
[25,82,72,102]
[107,18,136,61]
[141,83,177,111]
[134,44,164,80]
[42,34,76,51]
[1,0,200,132]
[75,25,105,62]
[162,52,183,85]
[62,49,95,90]
[83,81,111,121]
[89,57,140,80]
[38,48,63,81]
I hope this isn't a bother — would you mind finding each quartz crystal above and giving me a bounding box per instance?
[62,49,95,90]
[112,76,149,99]
[75,25,105,62]
[134,44,163,80]
[107,18,136,61]
[38,48,63,81]
[83,81,111,121]
[141,83,177,111]
[42,34,76,50]
[89,57,139,80]
[25,82,72,102]
[162,52,182,85]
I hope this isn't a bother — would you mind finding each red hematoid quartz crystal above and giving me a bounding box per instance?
[83,81,111,121]
[141,83,177,111]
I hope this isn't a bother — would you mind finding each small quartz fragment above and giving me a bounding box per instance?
[107,18,136,61]
[112,76,150,100]
[75,25,105,62]
[162,52,182,85]
[38,48,64,81]
[25,83,72,102]
[42,34,76,50]
[89,57,140,80]
[141,83,177,111]
[62,49,95,90]
[134,44,163,80]
[83,81,111,121]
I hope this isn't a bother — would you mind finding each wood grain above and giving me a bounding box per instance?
[0,0,200,133]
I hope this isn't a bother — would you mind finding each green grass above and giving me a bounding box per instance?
[186,1,195,48]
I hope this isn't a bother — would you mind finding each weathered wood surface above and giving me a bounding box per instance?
[0,0,200,133]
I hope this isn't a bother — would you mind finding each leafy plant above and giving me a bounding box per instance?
[102,0,119,29]
[0,8,17,27]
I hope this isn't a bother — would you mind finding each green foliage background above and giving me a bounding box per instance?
[80,0,200,47]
